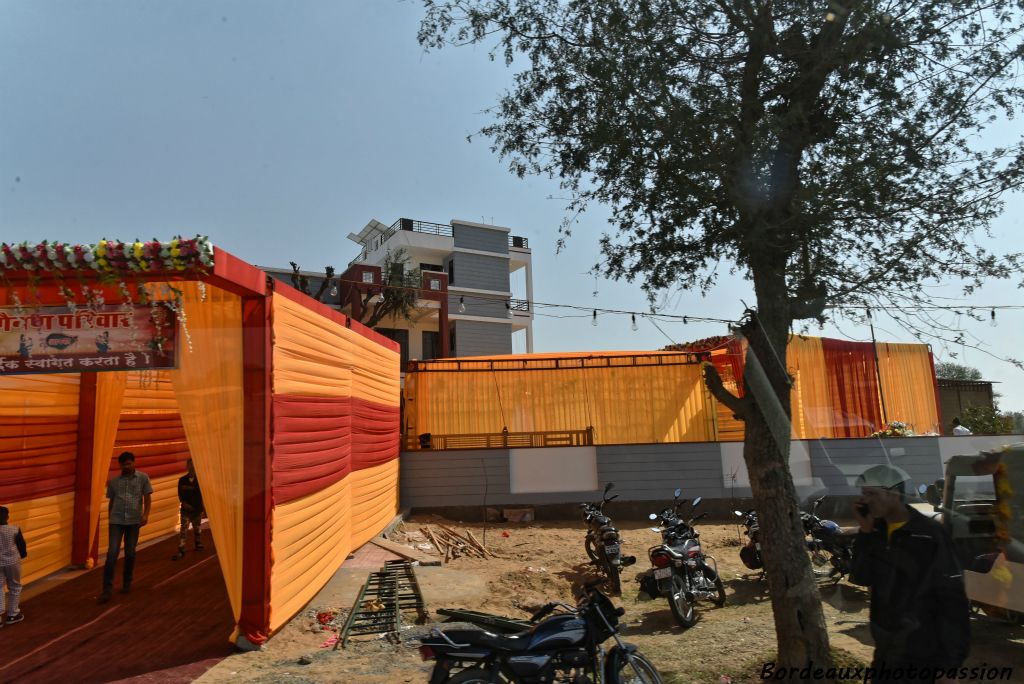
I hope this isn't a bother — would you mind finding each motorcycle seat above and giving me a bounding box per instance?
[432,628,533,653]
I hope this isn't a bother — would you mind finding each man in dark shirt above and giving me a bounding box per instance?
[850,464,970,683]
[172,459,204,560]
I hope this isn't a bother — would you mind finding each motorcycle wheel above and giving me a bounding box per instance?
[446,667,511,684]
[614,652,664,684]
[585,536,600,563]
[603,555,622,595]
[668,574,696,628]
[704,567,726,607]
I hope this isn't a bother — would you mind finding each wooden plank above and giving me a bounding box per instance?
[368,536,440,565]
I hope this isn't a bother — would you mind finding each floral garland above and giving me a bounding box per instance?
[0,236,213,275]
[870,420,914,438]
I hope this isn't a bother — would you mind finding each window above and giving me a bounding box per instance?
[449,325,457,357]
[447,258,455,284]
[420,263,444,273]
[388,263,404,284]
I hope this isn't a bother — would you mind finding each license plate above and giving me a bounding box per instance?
[654,567,672,580]
[605,543,620,555]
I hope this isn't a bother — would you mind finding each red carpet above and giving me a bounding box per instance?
[0,534,235,684]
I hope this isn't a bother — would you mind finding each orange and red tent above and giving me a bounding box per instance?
[0,240,400,647]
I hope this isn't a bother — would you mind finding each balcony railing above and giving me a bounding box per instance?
[351,218,529,265]
[510,298,530,312]
[405,428,594,451]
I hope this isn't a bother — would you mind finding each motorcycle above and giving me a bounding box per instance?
[801,495,854,581]
[581,482,635,595]
[417,580,663,683]
[638,491,726,628]
[734,509,764,576]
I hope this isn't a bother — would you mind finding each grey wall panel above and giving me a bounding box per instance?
[400,449,600,508]
[450,252,510,291]
[808,437,943,496]
[449,295,508,320]
[454,320,512,357]
[597,444,725,500]
[453,223,509,254]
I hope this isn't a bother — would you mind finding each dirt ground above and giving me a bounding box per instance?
[198,516,1024,684]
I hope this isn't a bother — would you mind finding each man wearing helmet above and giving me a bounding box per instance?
[850,464,970,683]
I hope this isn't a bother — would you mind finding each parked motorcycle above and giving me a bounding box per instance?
[639,491,725,628]
[801,495,854,581]
[581,482,635,595]
[418,580,663,683]
[734,509,764,575]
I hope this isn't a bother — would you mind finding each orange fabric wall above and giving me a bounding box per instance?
[268,292,400,633]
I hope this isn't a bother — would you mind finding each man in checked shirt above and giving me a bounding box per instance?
[98,451,152,604]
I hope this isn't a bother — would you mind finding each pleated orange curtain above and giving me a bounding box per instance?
[875,342,941,434]
[405,354,714,444]
[87,371,127,561]
[0,374,80,582]
[787,336,836,440]
[169,282,245,628]
[820,339,883,437]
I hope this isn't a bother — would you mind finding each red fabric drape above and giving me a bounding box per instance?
[820,339,883,437]
[352,398,400,470]
[271,395,352,504]
[0,416,78,501]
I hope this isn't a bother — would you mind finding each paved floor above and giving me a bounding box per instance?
[1,538,405,683]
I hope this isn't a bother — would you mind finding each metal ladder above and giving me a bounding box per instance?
[337,560,427,648]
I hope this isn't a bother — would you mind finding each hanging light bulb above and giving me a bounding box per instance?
[592,310,598,326]
[329,280,338,297]
[631,313,638,331]
[459,296,466,313]
[990,308,997,327]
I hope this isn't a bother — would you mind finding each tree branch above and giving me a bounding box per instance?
[703,361,751,420]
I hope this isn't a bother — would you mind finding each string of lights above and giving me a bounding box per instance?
[319,275,1021,327]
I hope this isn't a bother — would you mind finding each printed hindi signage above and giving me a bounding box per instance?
[0,304,178,375]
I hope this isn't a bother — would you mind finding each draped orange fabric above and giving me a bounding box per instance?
[170,282,245,626]
[405,353,713,444]
[876,342,941,434]
[268,291,400,636]
[87,371,126,560]
[6,493,74,583]
[788,336,837,440]
[819,339,884,437]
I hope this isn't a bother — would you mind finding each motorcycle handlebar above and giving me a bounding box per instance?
[530,603,556,622]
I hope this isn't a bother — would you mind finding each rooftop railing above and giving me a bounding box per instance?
[350,218,529,264]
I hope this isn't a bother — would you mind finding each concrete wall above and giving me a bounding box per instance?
[450,294,508,320]
[453,222,509,254]
[452,319,512,357]
[400,435,1024,515]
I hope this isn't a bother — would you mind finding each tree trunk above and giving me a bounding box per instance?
[744,265,834,678]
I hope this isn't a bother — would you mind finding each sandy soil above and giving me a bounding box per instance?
[197,516,1024,684]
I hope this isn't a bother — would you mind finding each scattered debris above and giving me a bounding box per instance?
[297,655,313,665]
[319,635,338,648]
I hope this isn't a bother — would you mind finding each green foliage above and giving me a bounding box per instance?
[360,249,423,328]
[935,362,983,381]
[961,405,1015,435]
[419,0,1024,320]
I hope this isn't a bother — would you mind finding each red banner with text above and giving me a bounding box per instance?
[0,304,177,375]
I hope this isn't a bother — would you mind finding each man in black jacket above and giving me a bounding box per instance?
[172,459,204,560]
[850,464,970,683]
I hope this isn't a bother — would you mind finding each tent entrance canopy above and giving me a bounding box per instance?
[1,240,401,647]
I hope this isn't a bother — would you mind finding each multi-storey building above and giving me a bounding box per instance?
[263,217,533,369]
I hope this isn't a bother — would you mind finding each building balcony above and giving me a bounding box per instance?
[350,217,529,265]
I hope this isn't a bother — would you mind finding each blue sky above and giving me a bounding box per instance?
[1,0,1021,413]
